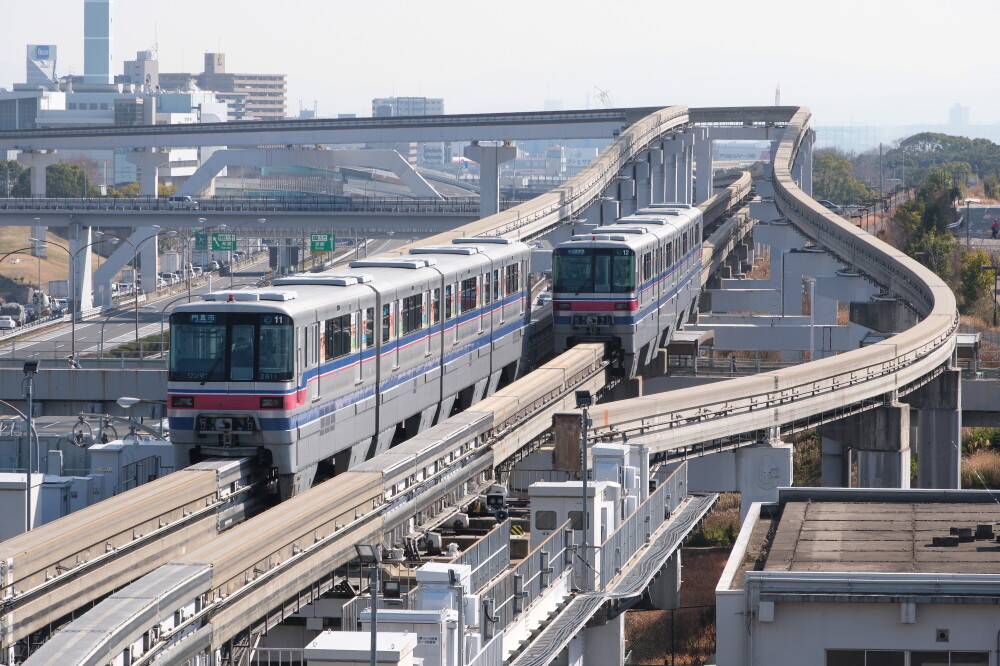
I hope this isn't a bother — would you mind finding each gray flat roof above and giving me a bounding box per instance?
[764,500,1000,575]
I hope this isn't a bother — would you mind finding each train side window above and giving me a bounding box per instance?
[460,277,477,314]
[431,288,440,324]
[445,284,454,320]
[665,242,673,267]
[382,303,392,343]
[504,263,519,295]
[642,253,653,282]
[656,247,663,273]
[325,314,351,359]
[402,294,423,334]
[483,272,492,305]
[363,308,374,348]
[494,268,502,301]
[683,233,689,254]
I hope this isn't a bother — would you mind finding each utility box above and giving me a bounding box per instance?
[305,630,419,666]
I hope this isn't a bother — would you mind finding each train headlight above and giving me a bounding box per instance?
[171,396,194,408]
[614,302,632,311]
[260,397,283,409]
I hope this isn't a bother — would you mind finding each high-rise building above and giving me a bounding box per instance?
[158,53,287,120]
[370,96,447,166]
[122,50,158,91]
[83,0,114,85]
[26,45,58,86]
[371,96,444,118]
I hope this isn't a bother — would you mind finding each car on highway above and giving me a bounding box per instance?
[817,199,844,213]
[165,195,198,210]
[0,316,16,330]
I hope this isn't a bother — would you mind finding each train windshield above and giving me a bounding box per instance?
[169,312,294,382]
[552,248,635,293]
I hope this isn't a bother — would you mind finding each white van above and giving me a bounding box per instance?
[166,195,198,210]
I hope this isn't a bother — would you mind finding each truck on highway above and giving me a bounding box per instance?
[48,280,69,299]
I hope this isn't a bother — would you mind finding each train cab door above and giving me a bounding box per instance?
[310,322,321,401]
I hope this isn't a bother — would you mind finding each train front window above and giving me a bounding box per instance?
[169,312,294,382]
[553,248,635,294]
[170,313,228,382]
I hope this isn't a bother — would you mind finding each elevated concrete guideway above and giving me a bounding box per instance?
[0,108,661,152]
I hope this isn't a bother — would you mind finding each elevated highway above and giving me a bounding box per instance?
[0,108,659,152]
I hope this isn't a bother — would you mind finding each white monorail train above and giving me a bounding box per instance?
[551,204,703,375]
[167,237,531,497]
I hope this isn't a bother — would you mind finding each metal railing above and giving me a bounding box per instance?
[451,520,512,594]
[468,634,505,666]
[480,519,573,632]
[599,467,686,590]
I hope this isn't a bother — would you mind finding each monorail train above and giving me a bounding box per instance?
[551,203,703,375]
[167,237,532,498]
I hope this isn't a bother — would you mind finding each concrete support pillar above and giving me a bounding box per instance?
[93,227,161,307]
[904,369,961,489]
[618,170,637,218]
[663,142,680,202]
[583,611,624,666]
[823,404,911,489]
[465,141,517,218]
[736,437,792,520]
[554,633,585,666]
[31,224,47,259]
[18,150,62,197]
[600,197,620,225]
[682,134,695,204]
[124,150,169,197]
[820,435,849,487]
[649,551,681,610]
[635,155,652,210]
[799,130,815,196]
[68,219,95,313]
[649,146,664,203]
[694,128,713,205]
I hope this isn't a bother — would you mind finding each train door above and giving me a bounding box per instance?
[310,322,321,401]
[445,283,458,345]
[230,321,255,382]
[355,310,363,384]
[428,288,439,355]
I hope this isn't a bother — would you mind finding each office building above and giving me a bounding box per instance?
[159,53,287,120]
[370,96,447,166]
[83,0,114,85]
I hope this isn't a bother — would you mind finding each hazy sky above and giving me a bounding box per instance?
[2,0,998,127]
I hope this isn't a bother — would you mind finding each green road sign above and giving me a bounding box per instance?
[212,232,237,251]
[194,232,208,251]
[310,233,335,252]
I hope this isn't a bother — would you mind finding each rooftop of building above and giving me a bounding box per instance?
[732,489,1000,589]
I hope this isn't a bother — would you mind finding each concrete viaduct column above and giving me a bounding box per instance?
[18,150,62,197]
[68,218,95,313]
[649,146,664,203]
[634,154,652,210]
[663,139,681,202]
[694,127,713,205]
[465,141,517,219]
[903,369,961,489]
[618,171,637,217]
[821,403,911,489]
[125,149,169,197]
[92,227,162,307]
[797,129,815,196]
[682,132,695,204]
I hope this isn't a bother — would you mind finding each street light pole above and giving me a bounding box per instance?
[355,544,381,666]
[575,390,592,591]
[30,237,108,359]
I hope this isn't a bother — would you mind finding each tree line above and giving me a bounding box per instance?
[0,160,174,198]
